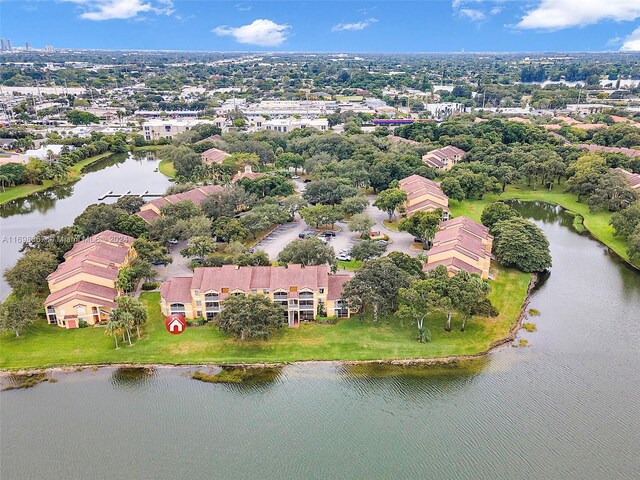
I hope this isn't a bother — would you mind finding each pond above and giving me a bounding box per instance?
[1,203,639,480]
[0,151,171,299]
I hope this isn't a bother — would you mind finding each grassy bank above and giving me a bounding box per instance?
[448,183,638,269]
[158,158,175,178]
[0,266,530,370]
[0,152,112,205]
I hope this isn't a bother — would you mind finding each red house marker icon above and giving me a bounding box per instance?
[165,314,186,335]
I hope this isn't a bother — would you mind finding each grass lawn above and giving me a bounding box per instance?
[336,259,364,270]
[158,158,175,178]
[383,219,400,231]
[0,266,530,370]
[448,183,638,268]
[0,152,112,205]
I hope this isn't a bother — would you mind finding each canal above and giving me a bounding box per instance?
[1,204,639,480]
[0,151,171,299]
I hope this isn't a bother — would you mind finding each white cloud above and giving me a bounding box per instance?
[452,1,503,22]
[621,27,640,51]
[213,19,290,47]
[65,0,173,21]
[459,8,486,22]
[332,18,378,32]
[517,0,640,30]
[235,4,252,12]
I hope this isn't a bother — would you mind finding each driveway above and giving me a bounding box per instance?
[365,195,420,257]
[153,240,193,281]
[253,215,308,259]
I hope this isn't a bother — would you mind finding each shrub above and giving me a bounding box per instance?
[523,322,537,332]
[78,320,88,328]
[142,282,160,291]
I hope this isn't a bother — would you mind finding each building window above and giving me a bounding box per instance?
[318,288,325,294]
[170,303,186,316]
[46,306,57,325]
[290,286,297,293]
[205,292,220,320]
[299,291,314,310]
[221,287,229,293]
[334,300,349,318]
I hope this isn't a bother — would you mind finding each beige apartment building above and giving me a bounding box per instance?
[44,230,136,328]
[424,216,493,280]
[398,174,450,219]
[160,264,351,327]
[422,145,466,171]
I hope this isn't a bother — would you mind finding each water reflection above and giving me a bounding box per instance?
[338,359,489,400]
[110,367,157,390]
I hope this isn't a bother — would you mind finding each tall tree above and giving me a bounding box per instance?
[492,218,552,272]
[277,238,336,267]
[342,257,410,321]
[0,295,40,337]
[216,294,285,340]
[399,209,443,245]
[373,188,408,221]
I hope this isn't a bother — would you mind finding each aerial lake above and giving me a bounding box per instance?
[0,151,171,299]
[1,202,639,479]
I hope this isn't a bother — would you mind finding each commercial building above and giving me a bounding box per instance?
[160,264,351,327]
[398,174,450,219]
[261,117,329,133]
[44,230,136,328]
[141,119,213,141]
[422,145,466,170]
[137,184,224,224]
[424,217,493,280]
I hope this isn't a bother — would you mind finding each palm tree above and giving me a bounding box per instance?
[105,317,123,349]
[0,174,10,192]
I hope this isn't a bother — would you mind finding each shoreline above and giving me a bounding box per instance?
[510,199,640,272]
[0,274,538,376]
[0,151,113,206]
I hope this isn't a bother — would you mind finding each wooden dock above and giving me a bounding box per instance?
[98,190,163,201]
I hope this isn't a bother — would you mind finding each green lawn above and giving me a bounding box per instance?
[158,158,175,178]
[0,152,112,205]
[0,266,530,370]
[448,183,638,268]
[336,259,364,270]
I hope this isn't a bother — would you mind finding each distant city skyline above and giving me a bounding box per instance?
[2,0,640,53]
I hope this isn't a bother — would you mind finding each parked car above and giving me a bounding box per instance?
[168,239,179,245]
[321,230,336,237]
[413,237,423,243]
[304,179,312,183]
[151,259,167,266]
[376,240,389,247]
[292,175,300,179]
[336,253,352,261]
[298,231,315,239]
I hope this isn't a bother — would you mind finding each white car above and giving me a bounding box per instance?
[336,253,352,261]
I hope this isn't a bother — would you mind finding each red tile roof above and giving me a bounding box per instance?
[160,277,193,304]
[614,168,640,190]
[161,265,349,303]
[201,147,230,165]
[147,184,225,210]
[577,144,640,158]
[422,145,466,169]
[45,280,117,306]
[388,135,422,146]
[424,216,492,276]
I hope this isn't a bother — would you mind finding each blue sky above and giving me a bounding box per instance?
[2,0,640,52]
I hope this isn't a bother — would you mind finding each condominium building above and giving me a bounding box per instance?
[200,146,230,165]
[160,264,351,327]
[398,174,450,219]
[422,145,466,170]
[137,184,225,224]
[424,216,493,280]
[44,230,136,328]
[615,168,640,192]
